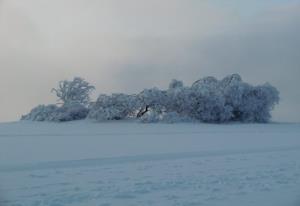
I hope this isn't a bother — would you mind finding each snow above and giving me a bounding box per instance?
[1,121,300,206]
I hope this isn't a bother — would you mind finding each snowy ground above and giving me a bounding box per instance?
[0,121,300,206]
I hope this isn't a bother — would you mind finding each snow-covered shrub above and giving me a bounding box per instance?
[51,77,95,106]
[53,104,89,122]
[21,104,89,122]
[88,107,120,121]
[88,93,139,121]
[21,104,59,121]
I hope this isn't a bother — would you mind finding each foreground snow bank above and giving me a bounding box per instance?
[0,122,300,206]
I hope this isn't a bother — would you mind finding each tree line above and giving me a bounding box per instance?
[21,74,279,123]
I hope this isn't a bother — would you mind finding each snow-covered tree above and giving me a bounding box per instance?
[219,73,242,90]
[168,79,183,90]
[22,77,94,122]
[166,84,191,116]
[51,77,95,106]
[219,74,280,122]
[21,104,89,122]
[136,88,167,118]
[188,77,232,123]
[192,76,219,90]
[88,93,139,121]
[233,83,279,122]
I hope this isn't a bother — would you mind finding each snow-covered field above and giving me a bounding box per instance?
[1,121,300,206]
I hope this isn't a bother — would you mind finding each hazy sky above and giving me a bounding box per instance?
[0,0,299,122]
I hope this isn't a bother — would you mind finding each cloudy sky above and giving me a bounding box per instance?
[0,0,299,122]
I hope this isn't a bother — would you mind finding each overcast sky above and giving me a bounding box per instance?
[0,0,299,122]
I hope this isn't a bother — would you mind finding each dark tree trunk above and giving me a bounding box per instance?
[137,105,150,118]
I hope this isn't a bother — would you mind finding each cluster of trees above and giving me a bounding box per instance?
[21,77,93,122]
[22,74,280,123]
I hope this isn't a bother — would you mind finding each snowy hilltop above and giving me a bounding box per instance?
[21,74,279,123]
[1,121,300,206]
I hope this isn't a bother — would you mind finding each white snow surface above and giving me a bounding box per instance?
[0,121,300,206]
